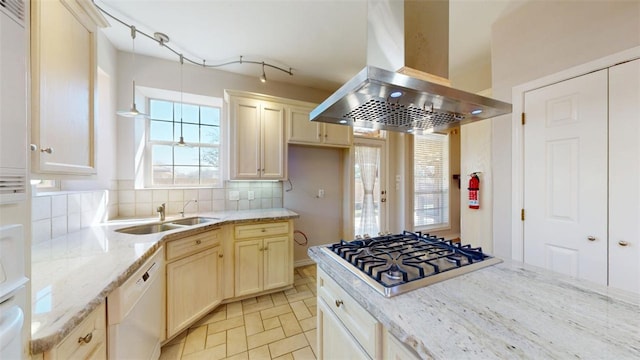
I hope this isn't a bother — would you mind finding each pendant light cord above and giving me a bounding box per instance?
[93,0,293,77]
[180,54,184,141]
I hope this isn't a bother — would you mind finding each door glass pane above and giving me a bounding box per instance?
[354,145,381,236]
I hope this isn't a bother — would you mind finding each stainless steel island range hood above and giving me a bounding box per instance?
[310,0,512,134]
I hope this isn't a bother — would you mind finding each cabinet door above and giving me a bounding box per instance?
[263,235,291,290]
[231,97,261,179]
[318,299,370,360]
[609,59,640,294]
[31,0,97,175]
[261,102,286,179]
[0,11,26,171]
[288,107,321,144]
[235,239,264,297]
[323,123,352,147]
[166,246,223,338]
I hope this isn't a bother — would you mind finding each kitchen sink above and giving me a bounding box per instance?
[115,217,220,235]
[167,217,219,226]
[115,223,183,235]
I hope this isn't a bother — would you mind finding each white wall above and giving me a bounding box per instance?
[283,145,344,265]
[490,0,640,258]
[115,51,332,181]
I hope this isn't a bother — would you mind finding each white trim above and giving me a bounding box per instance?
[294,258,316,268]
[510,46,640,262]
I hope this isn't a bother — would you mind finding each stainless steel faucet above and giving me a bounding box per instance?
[157,203,166,221]
[180,199,198,217]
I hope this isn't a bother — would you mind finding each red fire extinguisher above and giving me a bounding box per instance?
[468,173,480,209]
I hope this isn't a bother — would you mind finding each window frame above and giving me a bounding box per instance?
[411,132,451,232]
[141,89,225,189]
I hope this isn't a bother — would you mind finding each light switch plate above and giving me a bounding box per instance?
[248,191,255,200]
[229,190,240,201]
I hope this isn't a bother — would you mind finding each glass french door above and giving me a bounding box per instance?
[353,140,386,236]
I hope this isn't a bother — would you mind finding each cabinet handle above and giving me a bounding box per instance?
[618,240,629,247]
[40,147,54,154]
[30,144,38,151]
[587,236,596,241]
[261,229,266,232]
[324,134,328,138]
[264,246,269,251]
[195,239,202,245]
[335,300,343,308]
[78,332,93,344]
[259,247,264,251]
[219,253,224,258]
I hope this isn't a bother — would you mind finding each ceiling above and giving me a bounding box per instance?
[97,0,517,92]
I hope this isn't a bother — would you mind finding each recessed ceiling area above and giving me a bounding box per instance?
[98,0,518,93]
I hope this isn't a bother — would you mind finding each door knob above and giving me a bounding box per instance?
[587,236,596,241]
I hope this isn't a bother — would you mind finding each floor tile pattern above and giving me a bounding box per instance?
[160,265,318,360]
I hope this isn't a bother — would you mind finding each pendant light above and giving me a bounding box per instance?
[117,25,148,118]
[176,54,187,146]
[260,62,267,83]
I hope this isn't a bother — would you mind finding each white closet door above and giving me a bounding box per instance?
[523,69,608,285]
[609,59,640,294]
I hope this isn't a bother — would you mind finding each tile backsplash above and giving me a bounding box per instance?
[32,181,283,243]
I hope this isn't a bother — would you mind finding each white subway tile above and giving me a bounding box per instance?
[118,204,135,218]
[197,189,212,201]
[135,202,153,217]
[32,219,51,244]
[119,190,135,204]
[211,201,224,211]
[135,190,153,203]
[197,200,212,212]
[152,189,169,204]
[212,189,225,200]
[168,189,183,202]
[51,216,68,238]
[261,199,273,209]
[51,195,67,217]
[68,193,82,214]
[32,196,52,221]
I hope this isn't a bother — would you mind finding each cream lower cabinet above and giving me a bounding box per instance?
[316,268,420,360]
[166,229,224,338]
[41,303,107,360]
[287,106,352,147]
[234,221,293,297]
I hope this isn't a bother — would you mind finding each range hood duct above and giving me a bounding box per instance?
[310,0,512,134]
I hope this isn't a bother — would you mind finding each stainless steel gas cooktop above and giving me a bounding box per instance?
[323,231,502,297]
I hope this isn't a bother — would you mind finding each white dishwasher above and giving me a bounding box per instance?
[108,248,164,360]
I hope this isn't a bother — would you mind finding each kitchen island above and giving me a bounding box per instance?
[309,245,640,359]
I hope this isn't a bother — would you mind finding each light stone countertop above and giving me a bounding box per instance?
[308,246,640,359]
[30,208,299,354]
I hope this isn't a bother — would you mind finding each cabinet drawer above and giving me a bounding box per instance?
[53,303,106,360]
[166,229,221,261]
[317,269,380,358]
[234,221,289,239]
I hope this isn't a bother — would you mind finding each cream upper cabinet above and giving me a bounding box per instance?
[30,0,107,176]
[227,91,287,180]
[287,106,352,147]
[233,221,293,297]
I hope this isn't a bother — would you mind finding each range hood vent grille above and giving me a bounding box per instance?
[346,98,465,131]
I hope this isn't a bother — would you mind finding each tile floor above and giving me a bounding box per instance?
[160,265,318,360]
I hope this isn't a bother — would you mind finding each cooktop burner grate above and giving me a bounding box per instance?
[323,231,502,297]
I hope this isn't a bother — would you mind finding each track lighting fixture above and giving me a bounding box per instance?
[94,3,293,84]
[117,25,148,118]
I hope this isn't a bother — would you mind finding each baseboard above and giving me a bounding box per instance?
[294,259,316,268]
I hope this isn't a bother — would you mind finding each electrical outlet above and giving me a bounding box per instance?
[229,190,240,201]
[318,189,325,198]
[248,191,255,200]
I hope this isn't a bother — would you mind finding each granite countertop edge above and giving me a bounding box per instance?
[30,208,299,354]
[308,246,640,359]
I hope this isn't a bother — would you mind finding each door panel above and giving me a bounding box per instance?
[263,236,289,290]
[523,69,608,285]
[609,59,640,293]
[261,103,285,178]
